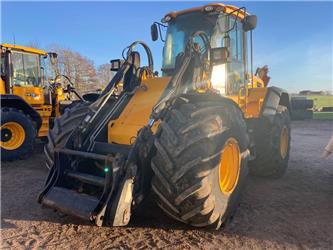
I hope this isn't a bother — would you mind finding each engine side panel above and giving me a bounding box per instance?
[12,86,45,105]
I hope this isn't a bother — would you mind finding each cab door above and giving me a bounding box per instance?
[10,51,45,105]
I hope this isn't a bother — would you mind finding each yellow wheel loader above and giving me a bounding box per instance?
[39,3,291,229]
[0,44,86,161]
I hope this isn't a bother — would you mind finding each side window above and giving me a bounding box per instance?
[229,18,243,62]
[12,52,25,86]
[227,18,245,94]
[162,25,186,71]
[11,51,40,87]
[23,53,39,86]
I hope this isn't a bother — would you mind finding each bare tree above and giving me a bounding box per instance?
[25,43,110,94]
[48,45,99,94]
[26,41,41,49]
[96,63,114,90]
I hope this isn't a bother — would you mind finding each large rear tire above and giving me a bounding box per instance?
[249,105,291,178]
[291,109,313,120]
[151,97,249,229]
[44,104,90,169]
[1,108,36,161]
[291,99,313,110]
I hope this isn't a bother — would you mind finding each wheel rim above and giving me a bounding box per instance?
[280,126,289,159]
[219,138,241,194]
[0,122,25,150]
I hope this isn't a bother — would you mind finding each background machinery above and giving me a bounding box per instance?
[39,3,291,229]
[0,44,84,161]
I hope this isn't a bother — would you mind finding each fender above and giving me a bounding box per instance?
[0,94,42,130]
[260,86,291,121]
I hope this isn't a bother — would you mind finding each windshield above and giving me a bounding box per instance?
[163,12,231,72]
[161,11,246,95]
[11,51,41,87]
[161,11,244,73]
[162,12,215,72]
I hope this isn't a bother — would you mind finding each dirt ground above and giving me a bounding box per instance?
[1,120,332,249]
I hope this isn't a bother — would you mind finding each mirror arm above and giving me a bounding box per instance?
[223,7,246,33]
[250,30,254,88]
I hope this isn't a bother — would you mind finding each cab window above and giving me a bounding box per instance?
[227,17,245,94]
[11,51,40,87]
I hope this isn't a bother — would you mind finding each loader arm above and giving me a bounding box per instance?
[38,41,167,227]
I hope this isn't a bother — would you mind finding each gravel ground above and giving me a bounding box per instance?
[1,120,333,249]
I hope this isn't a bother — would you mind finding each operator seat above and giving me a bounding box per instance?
[123,51,141,92]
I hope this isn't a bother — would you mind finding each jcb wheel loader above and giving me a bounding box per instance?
[0,44,88,161]
[39,3,291,229]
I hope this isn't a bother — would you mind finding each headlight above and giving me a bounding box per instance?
[211,64,226,94]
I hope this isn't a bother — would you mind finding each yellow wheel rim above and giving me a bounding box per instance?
[219,138,241,194]
[280,126,289,159]
[0,122,25,150]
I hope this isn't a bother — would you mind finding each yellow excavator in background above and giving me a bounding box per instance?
[0,44,85,161]
[39,3,291,229]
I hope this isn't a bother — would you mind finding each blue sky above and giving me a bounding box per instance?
[1,1,332,92]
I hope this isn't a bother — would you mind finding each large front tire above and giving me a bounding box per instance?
[151,97,249,229]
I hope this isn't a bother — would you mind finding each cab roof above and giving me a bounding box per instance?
[163,3,248,21]
[1,43,47,56]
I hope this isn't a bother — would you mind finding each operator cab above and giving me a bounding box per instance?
[151,3,257,96]
[0,44,51,90]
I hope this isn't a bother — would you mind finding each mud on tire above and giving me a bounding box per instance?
[151,96,250,229]
[248,105,291,178]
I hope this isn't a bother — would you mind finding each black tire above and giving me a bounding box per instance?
[151,97,249,229]
[321,107,333,112]
[291,109,313,120]
[1,107,36,161]
[249,105,291,178]
[59,100,85,115]
[291,99,313,110]
[44,104,90,169]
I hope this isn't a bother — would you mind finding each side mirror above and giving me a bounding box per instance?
[151,23,159,41]
[110,59,123,71]
[243,15,257,32]
[40,66,45,85]
[48,52,58,65]
[211,47,229,65]
[0,54,6,77]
